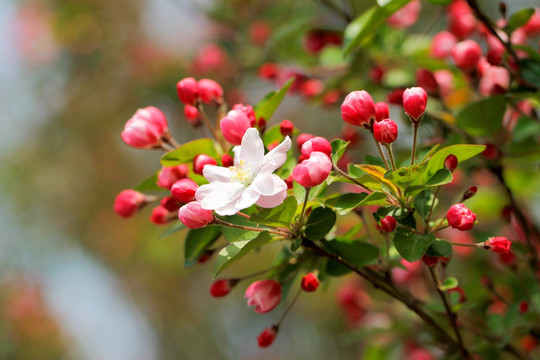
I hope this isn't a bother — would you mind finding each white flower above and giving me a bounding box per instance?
[195,128,291,216]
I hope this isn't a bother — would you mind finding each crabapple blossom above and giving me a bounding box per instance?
[373,119,398,145]
[447,203,476,231]
[245,279,282,313]
[157,164,189,189]
[210,279,238,297]
[301,137,332,158]
[176,77,199,105]
[171,178,199,203]
[114,190,147,218]
[257,326,278,348]
[178,201,214,229]
[484,237,511,254]
[184,105,200,126]
[431,31,458,59]
[195,128,291,216]
[403,87,428,122]
[193,154,217,175]
[451,40,482,71]
[380,215,397,233]
[301,273,319,292]
[341,90,376,128]
[121,106,169,149]
[197,79,223,104]
[280,120,294,137]
[293,151,332,188]
[150,205,170,225]
[374,102,389,122]
[220,108,252,145]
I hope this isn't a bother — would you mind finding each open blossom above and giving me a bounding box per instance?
[195,128,291,216]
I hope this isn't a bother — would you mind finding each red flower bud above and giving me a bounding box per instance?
[220,109,251,145]
[296,133,315,151]
[258,62,279,80]
[341,90,376,128]
[257,326,278,348]
[160,196,180,212]
[519,301,529,314]
[301,273,319,292]
[448,0,476,40]
[484,236,511,254]
[447,203,476,231]
[373,118,398,145]
[114,190,147,218]
[245,279,282,313]
[221,153,234,168]
[370,66,385,84]
[482,143,500,160]
[403,87,428,122]
[451,40,482,71]
[193,154,217,175]
[121,106,169,149]
[387,88,405,105]
[301,136,332,158]
[150,206,171,225]
[197,250,214,264]
[210,279,238,297]
[171,178,199,203]
[416,69,438,94]
[431,31,458,59]
[380,215,397,233]
[301,79,324,98]
[293,152,332,188]
[498,250,516,266]
[176,77,199,105]
[462,186,477,201]
[522,9,540,36]
[157,164,189,189]
[197,79,223,104]
[279,120,294,137]
[422,255,439,267]
[444,154,458,172]
[178,201,214,229]
[184,105,201,127]
[374,102,390,122]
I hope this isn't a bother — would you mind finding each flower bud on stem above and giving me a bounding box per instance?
[383,144,397,171]
[212,217,291,237]
[370,128,390,170]
[411,122,419,165]
[196,102,229,152]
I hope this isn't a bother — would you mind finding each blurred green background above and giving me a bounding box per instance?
[0,0,539,359]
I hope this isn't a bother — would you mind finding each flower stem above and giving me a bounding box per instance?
[213,218,291,237]
[425,186,441,233]
[447,241,481,248]
[332,164,373,192]
[370,129,390,170]
[296,188,311,235]
[411,123,419,166]
[384,144,397,171]
[277,287,302,327]
[396,223,422,234]
[197,102,229,152]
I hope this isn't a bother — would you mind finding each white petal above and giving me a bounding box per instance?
[202,165,233,183]
[238,128,264,174]
[256,189,288,208]
[196,182,245,210]
[235,187,260,210]
[259,136,291,175]
[251,174,287,196]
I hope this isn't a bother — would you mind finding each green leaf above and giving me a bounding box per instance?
[393,232,435,262]
[184,226,221,268]
[325,239,379,268]
[326,259,352,276]
[426,0,452,5]
[413,189,435,218]
[505,8,535,33]
[425,169,453,186]
[364,154,387,168]
[326,192,387,215]
[456,96,507,137]
[331,139,349,164]
[304,207,337,240]
[220,215,261,242]
[385,162,427,189]
[133,172,163,192]
[423,144,486,181]
[426,240,453,257]
[159,221,186,239]
[440,277,458,291]
[344,0,412,55]
[520,58,540,89]
[161,139,218,166]
[249,196,297,227]
[213,231,272,277]
[254,78,294,122]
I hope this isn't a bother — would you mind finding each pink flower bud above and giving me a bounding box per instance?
[178,201,214,229]
[447,203,476,231]
[221,154,234,168]
[451,40,482,71]
[388,0,421,28]
[150,206,171,225]
[403,87,428,122]
[387,88,405,105]
[197,79,223,104]
[160,196,180,212]
[192,43,227,73]
[245,279,282,313]
[232,103,256,126]
[444,154,458,172]
[193,154,217,175]
[176,77,199,105]
[341,90,376,128]
[415,69,438,94]
[380,215,397,233]
[280,120,294,137]
[322,89,341,106]
[293,152,332,188]
[121,106,169,149]
[210,279,238,297]
[433,70,454,98]
[484,236,511,254]
[183,105,201,127]
[462,186,477,201]
[447,0,477,39]
[157,164,189,189]
[171,178,199,203]
[374,102,389,122]
[373,119,398,145]
[522,9,540,36]
[301,79,324,98]
[220,109,252,145]
[114,190,146,218]
[301,136,332,158]
[257,326,278,348]
[479,66,510,96]
[297,133,315,151]
[431,31,458,59]
[301,273,319,292]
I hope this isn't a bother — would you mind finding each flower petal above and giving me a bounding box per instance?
[235,186,260,210]
[251,174,287,196]
[259,136,291,175]
[256,189,288,208]
[196,182,245,211]
[202,165,233,183]
[238,128,264,174]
